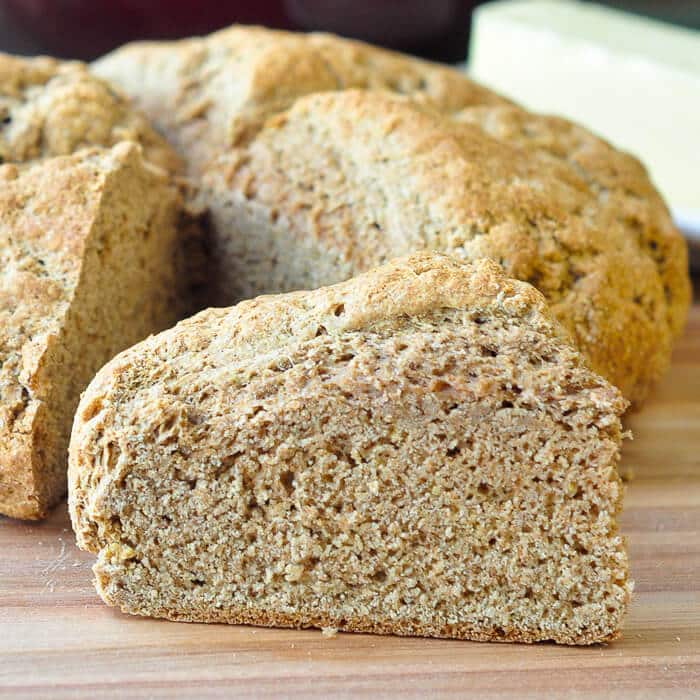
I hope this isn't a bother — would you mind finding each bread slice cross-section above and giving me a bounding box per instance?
[0,143,187,519]
[69,253,631,644]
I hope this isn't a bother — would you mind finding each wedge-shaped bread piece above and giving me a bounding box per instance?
[0,53,180,173]
[93,27,690,405]
[0,143,187,520]
[69,253,631,644]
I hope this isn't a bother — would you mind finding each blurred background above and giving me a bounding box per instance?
[1,0,698,264]
[0,0,698,63]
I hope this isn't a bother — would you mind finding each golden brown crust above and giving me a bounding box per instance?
[92,25,511,174]
[0,53,181,174]
[454,105,690,343]
[0,144,186,519]
[94,26,690,405]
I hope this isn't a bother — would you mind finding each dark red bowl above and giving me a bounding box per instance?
[0,0,475,62]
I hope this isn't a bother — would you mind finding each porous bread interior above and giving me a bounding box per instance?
[70,256,630,644]
[0,145,185,519]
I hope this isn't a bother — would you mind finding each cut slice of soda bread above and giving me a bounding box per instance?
[69,253,631,644]
[0,144,187,519]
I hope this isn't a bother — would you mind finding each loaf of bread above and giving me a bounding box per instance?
[69,253,631,644]
[93,26,690,405]
[0,144,187,519]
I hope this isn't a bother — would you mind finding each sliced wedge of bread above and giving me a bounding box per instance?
[69,253,631,644]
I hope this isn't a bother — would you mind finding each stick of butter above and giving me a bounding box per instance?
[469,0,700,237]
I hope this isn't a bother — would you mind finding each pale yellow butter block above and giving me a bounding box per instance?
[469,0,700,235]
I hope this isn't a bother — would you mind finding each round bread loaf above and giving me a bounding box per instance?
[95,26,690,406]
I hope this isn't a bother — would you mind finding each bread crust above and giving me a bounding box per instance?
[0,53,181,173]
[93,595,620,646]
[93,25,510,175]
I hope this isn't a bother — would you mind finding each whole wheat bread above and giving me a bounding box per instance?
[0,54,197,519]
[0,144,187,519]
[0,53,180,173]
[69,253,631,644]
[198,88,689,405]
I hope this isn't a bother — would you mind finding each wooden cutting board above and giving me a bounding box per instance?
[2,304,699,699]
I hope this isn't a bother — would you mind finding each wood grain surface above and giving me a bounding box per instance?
[1,304,699,699]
